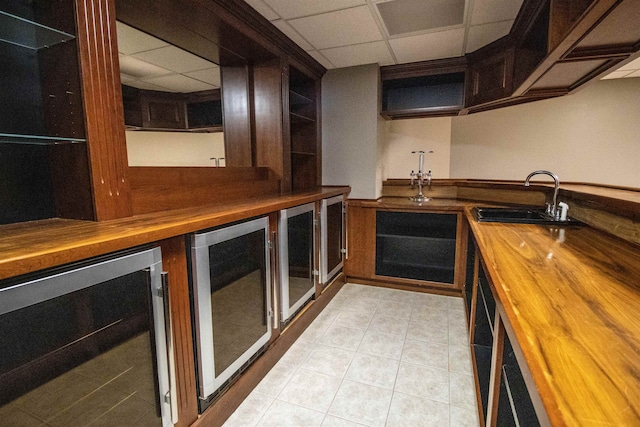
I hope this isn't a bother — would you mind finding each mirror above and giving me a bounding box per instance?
[116,21,226,167]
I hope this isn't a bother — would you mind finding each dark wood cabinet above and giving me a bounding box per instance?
[1,0,135,222]
[123,86,222,132]
[288,65,320,192]
[141,92,186,129]
[380,58,467,119]
[466,48,515,107]
[345,204,467,292]
[380,0,640,117]
[469,257,542,427]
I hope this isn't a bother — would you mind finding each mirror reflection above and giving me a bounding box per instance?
[116,21,225,167]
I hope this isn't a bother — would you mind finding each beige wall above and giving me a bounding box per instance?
[126,131,225,167]
[322,64,382,199]
[450,78,640,187]
[382,117,452,179]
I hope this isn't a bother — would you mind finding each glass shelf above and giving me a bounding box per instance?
[289,89,313,106]
[0,11,75,50]
[0,133,86,146]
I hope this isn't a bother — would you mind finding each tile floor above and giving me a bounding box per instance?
[223,283,480,427]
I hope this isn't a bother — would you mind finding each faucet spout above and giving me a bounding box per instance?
[524,170,560,219]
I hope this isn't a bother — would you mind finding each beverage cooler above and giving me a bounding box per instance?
[190,217,272,409]
[278,203,316,325]
[0,248,177,426]
[320,196,345,287]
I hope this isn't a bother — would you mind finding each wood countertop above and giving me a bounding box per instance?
[466,208,640,426]
[0,187,349,281]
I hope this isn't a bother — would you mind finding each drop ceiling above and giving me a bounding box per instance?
[244,0,524,68]
[116,21,220,93]
[114,1,638,89]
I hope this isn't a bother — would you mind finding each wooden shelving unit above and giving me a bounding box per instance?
[288,66,320,192]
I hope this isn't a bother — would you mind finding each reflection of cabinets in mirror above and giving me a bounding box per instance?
[122,85,222,132]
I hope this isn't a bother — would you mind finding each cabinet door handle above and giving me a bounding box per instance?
[161,272,179,424]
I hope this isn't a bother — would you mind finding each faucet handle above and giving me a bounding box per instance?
[545,203,552,215]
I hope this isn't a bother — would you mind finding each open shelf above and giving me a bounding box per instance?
[290,111,315,123]
[289,89,313,106]
[0,11,75,50]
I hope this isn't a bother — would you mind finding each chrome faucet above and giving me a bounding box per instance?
[524,170,560,219]
[410,150,433,203]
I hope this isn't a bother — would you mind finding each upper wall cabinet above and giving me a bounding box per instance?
[380,0,640,117]
[123,86,223,132]
[467,0,640,112]
[380,58,467,119]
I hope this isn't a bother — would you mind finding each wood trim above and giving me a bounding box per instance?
[496,300,553,427]
[75,0,132,220]
[486,310,506,427]
[159,236,199,427]
[454,214,469,292]
[380,57,468,80]
[346,277,462,297]
[192,279,345,427]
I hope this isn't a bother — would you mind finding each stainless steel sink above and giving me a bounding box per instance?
[473,207,583,225]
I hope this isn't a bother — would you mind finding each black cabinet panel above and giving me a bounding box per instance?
[375,211,457,284]
[474,344,493,421]
[503,334,540,426]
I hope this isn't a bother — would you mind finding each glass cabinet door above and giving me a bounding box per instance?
[0,248,176,427]
[279,203,316,324]
[191,217,272,402]
[321,196,345,286]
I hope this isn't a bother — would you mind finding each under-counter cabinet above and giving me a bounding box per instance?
[190,217,274,411]
[467,250,541,427]
[0,247,177,426]
[346,204,467,292]
[320,195,345,288]
[278,203,317,325]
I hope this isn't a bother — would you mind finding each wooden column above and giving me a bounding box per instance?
[160,236,199,427]
[75,0,132,220]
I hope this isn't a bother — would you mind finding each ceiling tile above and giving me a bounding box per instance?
[272,19,313,50]
[389,28,465,63]
[132,46,214,74]
[244,0,280,20]
[119,55,171,78]
[471,0,524,25]
[124,80,169,92]
[289,6,383,50]
[116,21,169,55]
[601,70,634,79]
[377,0,465,36]
[307,50,335,69]
[617,56,640,71]
[320,41,395,68]
[143,75,216,93]
[184,68,221,87]
[466,21,513,53]
[120,73,137,83]
[263,0,365,19]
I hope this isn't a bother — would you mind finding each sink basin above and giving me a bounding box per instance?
[473,207,582,225]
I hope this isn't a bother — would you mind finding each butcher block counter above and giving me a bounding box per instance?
[0,187,349,281]
[467,211,640,426]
